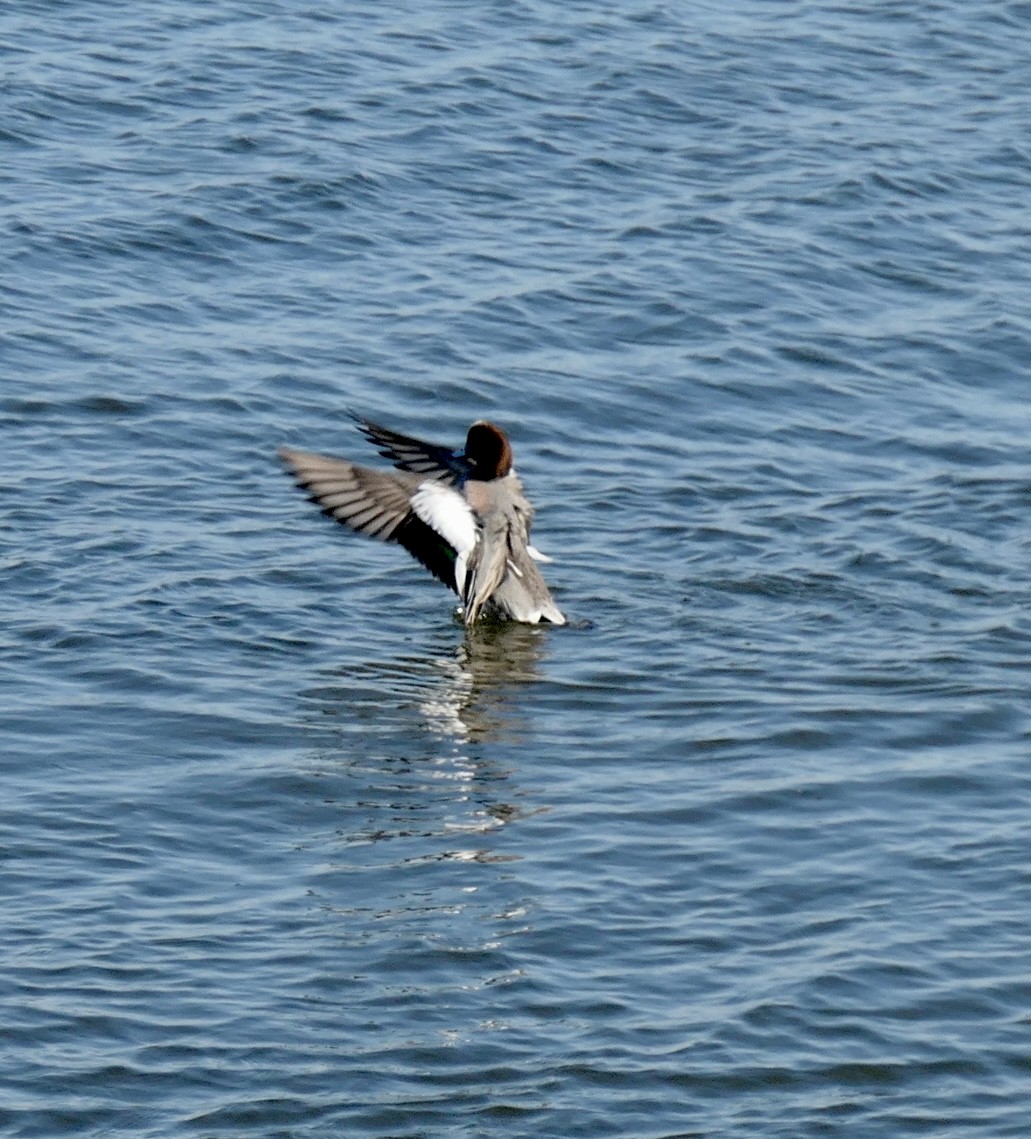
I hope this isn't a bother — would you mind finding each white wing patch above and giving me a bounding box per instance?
[411,481,479,595]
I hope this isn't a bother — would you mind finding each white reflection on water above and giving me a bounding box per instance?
[418,621,554,744]
[296,622,556,859]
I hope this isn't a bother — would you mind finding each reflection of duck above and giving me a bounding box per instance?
[303,624,549,746]
[423,622,552,744]
[279,415,565,625]
[462,620,552,689]
[295,628,550,854]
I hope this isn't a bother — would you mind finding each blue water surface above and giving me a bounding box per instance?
[3,2,1031,1136]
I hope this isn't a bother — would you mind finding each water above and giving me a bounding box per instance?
[3,1,1031,1135]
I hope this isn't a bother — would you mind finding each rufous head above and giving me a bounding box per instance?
[463,421,513,480]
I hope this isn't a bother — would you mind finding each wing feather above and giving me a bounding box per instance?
[278,447,460,590]
[350,414,470,484]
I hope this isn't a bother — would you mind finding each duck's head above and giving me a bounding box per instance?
[463,421,513,480]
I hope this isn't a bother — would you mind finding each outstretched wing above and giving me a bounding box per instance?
[278,447,461,591]
[350,414,471,485]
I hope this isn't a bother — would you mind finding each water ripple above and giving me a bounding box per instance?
[3,1,1031,1136]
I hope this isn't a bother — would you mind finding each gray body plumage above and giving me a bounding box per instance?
[461,478,564,625]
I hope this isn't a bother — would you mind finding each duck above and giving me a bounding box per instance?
[279,414,566,626]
